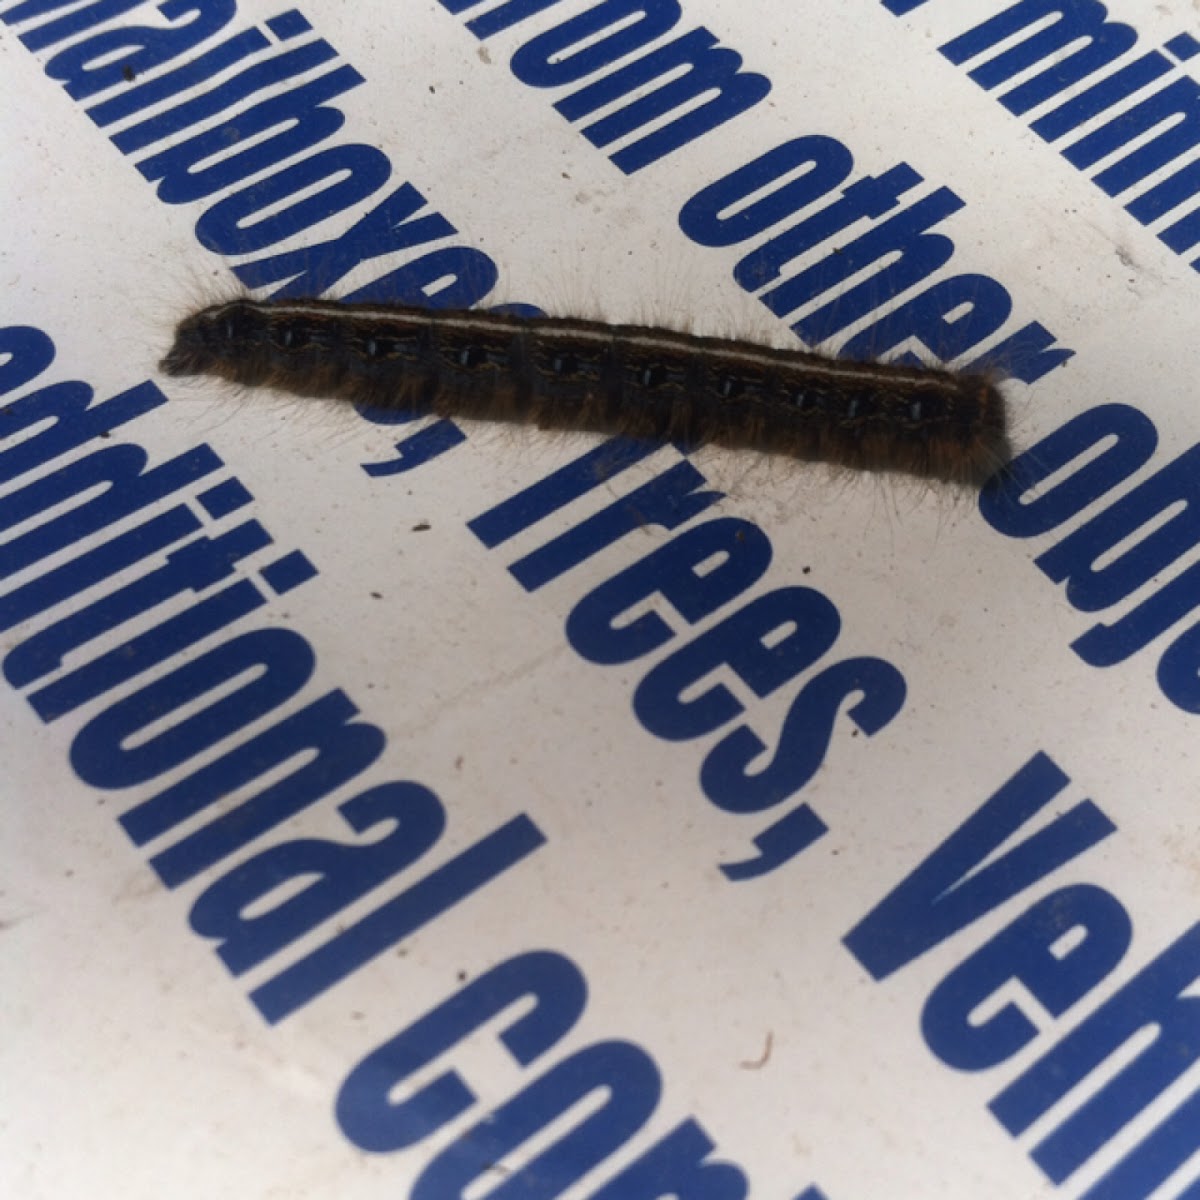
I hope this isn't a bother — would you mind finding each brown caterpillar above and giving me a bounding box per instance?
[161,297,1010,486]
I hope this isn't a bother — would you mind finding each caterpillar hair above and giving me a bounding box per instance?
[161,296,1011,486]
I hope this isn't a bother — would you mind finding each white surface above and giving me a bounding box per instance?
[4,1,1200,1197]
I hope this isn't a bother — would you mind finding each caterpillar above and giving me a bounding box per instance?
[161,297,1011,486]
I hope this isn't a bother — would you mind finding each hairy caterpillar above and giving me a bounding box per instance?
[161,297,1011,486]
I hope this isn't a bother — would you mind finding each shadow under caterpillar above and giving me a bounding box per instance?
[161,297,1010,486]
